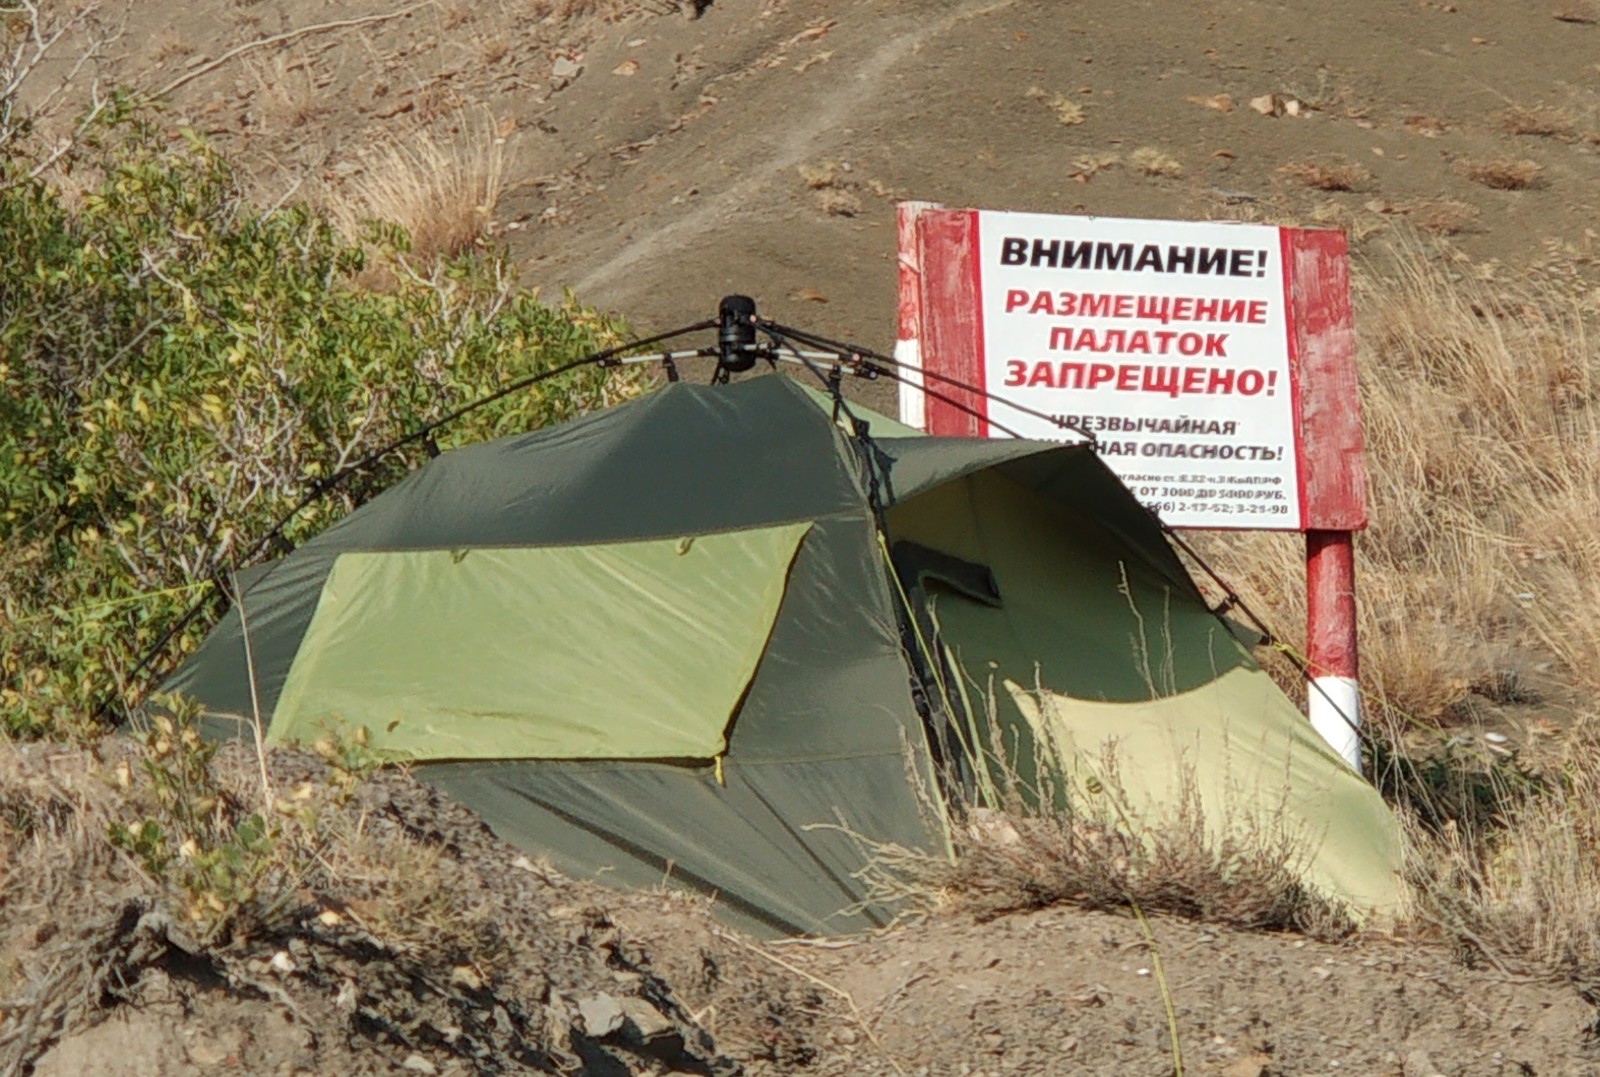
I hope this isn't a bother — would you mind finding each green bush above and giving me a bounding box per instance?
[0,117,642,738]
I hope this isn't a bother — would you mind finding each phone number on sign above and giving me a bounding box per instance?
[1139,500,1290,517]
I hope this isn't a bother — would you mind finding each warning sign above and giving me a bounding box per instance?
[897,206,1366,532]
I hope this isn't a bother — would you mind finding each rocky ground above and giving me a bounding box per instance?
[8,0,1600,1073]
[6,740,1599,1077]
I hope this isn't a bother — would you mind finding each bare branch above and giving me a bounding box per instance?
[151,4,426,99]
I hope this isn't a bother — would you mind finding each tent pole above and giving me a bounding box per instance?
[1306,529,1361,772]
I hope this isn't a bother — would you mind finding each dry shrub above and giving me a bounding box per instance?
[814,188,862,217]
[328,116,507,269]
[798,161,865,216]
[1281,155,1371,192]
[1408,729,1600,991]
[1130,147,1182,178]
[533,0,643,17]
[1494,105,1576,139]
[1024,88,1086,126]
[1458,157,1544,190]
[1192,234,1600,720]
[798,160,845,189]
[863,716,1352,939]
[1071,152,1121,178]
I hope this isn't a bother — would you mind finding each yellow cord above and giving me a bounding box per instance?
[1130,897,1184,1077]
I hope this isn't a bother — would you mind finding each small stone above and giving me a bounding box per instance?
[1221,1053,1272,1077]
[577,993,625,1037]
[551,56,582,80]
[617,997,674,1043]
[186,1040,230,1067]
[1249,93,1282,116]
[402,1055,437,1074]
[1402,1049,1446,1077]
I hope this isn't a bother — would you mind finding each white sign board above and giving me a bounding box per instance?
[975,212,1301,529]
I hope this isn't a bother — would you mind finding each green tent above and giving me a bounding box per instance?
[166,375,1403,935]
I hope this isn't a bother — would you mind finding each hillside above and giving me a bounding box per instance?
[6,0,1600,1074]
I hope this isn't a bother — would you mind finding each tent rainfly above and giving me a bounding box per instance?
[166,375,1404,935]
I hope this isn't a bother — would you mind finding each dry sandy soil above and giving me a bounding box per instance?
[6,742,1599,1077]
[107,0,1600,406]
[8,1,1600,1074]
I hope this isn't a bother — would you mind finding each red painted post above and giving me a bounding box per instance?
[1306,529,1360,770]
[1284,228,1366,773]
[895,201,937,430]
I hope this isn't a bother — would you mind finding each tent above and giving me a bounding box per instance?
[165,375,1403,935]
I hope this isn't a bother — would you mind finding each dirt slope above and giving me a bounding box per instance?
[124,0,1600,393]
[11,744,1599,1077]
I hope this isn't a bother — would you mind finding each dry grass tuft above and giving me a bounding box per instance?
[1281,155,1372,192]
[861,710,1353,939]
[1494,105,1577,139]
[1071,152,1121,179]
[1407,729,1600,990]
[327,116,507,268]
[1552,1,1599,22]
[1024,87,1086,126]
[1308,200,1385,244]
[530,0,645,19]
[814,188,862,217]
[798,160,865,216]
[1130,147,1182,178]
[798,160,845,189]
[1458,157,1544,190]
[1193,234,1600,720]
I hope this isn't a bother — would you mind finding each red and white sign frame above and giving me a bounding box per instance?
[896,203,1369,771]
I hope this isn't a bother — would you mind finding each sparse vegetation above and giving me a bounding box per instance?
[1196,235,1600,721]
[798,159,866,216]
[1071,151,1121,179]
[1459,156,1545,190]
[0,710,713,1075]
[1025,87,1085,126]
[328,113,509,268]
[1281,155,1371,192]
[242,51,325,131]
[1131,146,1182,178]
[864,714,1356,939]
[1495,104,1577,139]
[1405,198,1481,236]
[1406,730,1600,991]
